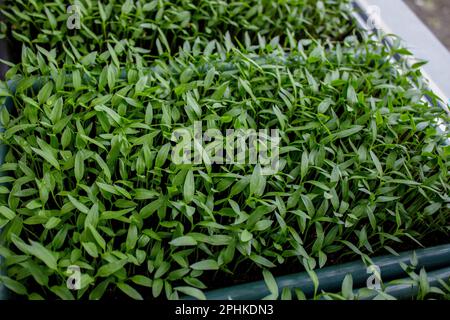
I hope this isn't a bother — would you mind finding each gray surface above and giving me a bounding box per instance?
[406,0,450,51]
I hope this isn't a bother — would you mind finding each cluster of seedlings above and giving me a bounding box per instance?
[0,0,448,300]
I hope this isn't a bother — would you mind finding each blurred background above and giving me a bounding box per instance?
[406,0,450,51]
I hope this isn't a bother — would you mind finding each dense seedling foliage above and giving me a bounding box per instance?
[1,0,354,61]
[0,0,448,300]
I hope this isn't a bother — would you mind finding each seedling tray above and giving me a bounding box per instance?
[0,1,449,300]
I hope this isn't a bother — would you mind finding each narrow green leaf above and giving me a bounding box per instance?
[117,282,143,300]
[28,240,58,270]
[0,206,15,220]
[87,224,106,250]
[31,147,60,170]
[175,286,206,300]
[263,269,279,299]
[184,169,195,203]
[97,260,127,277]
[169,236,198,247]
[190,260,219,271]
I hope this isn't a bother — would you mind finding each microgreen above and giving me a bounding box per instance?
[0,0,448,301]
